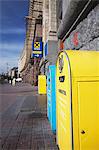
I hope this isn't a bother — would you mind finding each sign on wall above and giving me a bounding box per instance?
[32,41,43,58]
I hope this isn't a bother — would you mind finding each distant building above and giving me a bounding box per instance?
[8,67,18,79]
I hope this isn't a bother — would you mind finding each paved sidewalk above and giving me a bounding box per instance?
[1,83,58,150]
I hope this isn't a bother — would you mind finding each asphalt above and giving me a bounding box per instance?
[0,83,58,150]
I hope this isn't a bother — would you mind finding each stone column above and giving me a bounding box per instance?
[48,0,57,41]
[43,0,49,45]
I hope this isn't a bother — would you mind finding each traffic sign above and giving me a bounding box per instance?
[32,41,43,58]
[32,41,43,51]
[32,53,43,58]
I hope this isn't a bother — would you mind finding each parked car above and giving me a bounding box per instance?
[16,78,22,82]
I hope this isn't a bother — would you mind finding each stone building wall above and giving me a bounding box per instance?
[43,0,49,45]
[64,4,99,51]
[39,0,58,75]
[19,0,43,85]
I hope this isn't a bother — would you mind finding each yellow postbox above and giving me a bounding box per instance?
[56,50,99,150]
[38,75,46,94]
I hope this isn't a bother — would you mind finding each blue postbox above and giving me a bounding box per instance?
[47,65,56,133]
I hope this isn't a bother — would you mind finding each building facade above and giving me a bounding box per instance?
[18,0,99,85]
[39,0,99,76]
[18,0,43,85]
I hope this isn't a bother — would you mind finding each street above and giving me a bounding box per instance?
[0,0,99,150]
[0,83,58,150]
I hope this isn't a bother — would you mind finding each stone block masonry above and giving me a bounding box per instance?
[64,4,99,51]
[80,37,99,51]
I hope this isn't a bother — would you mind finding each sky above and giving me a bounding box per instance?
[0,0,29,74]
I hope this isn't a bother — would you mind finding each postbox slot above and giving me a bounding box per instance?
[59,76,65,82]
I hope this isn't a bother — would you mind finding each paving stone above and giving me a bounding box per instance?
[1,84,58,150]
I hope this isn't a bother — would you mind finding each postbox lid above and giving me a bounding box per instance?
[57,50,99,77]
